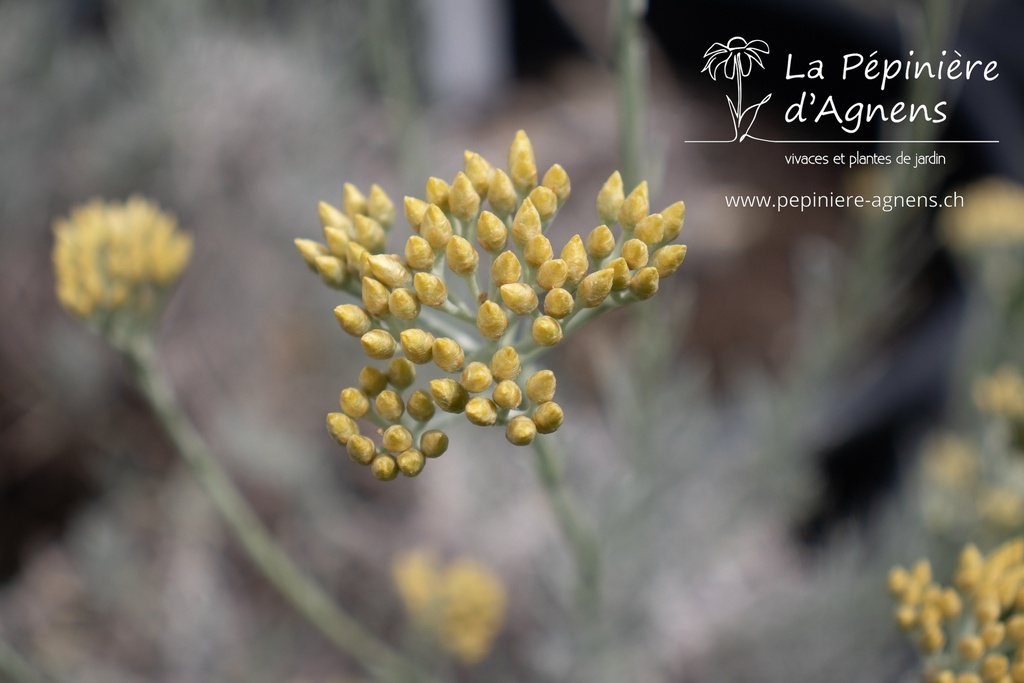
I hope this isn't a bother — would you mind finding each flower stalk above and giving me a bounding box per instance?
[123,335,443,683]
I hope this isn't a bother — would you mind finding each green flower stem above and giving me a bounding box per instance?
[124,336,443,683]
[0,637,54,683]
[615,0,649,189]
[530,434,602,617]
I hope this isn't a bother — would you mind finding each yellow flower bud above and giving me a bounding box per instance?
[607,257,630,290]
[407,389,436,422]
[343,182,368,218]
[315,255,347,288]
[420,430,449,458]
[371,454,398,481]
[511,198,541,247]
[433,337,465,373]
[425,177,450,213]
[586,225,616,261]
[634,213,665,246]
[388,288,421,320]
[561,234,589,286]
[524,234,553,268]
[576,268,614,308]
[491,346,521,382]
[939,588,962,619]
[354,214,387,252]
[1007,614,1024,643]
[466,397,499,426]
[982,622,1005,648]
[976,595,1000,623]
[382,425,414,453]
[536,259,568,290]
[492,380,522,409]
[934,671,955,683]
[919,625,945,654]
[461,361,494,393]
[318,200,348,229]
[525,370,556,403]
[446,235,480,275]
[596,171,624,225]
[359,366,388,395]
[464,150,493,195]
[982,653,1009,681]
[533,401,564,434]
[367,254,411,289]
[347,434,376,465]
[506,416,536,446]
[542,163,571,206]
[347,242,370,277]
[340,388,370,418]
[376,390,405,421]
[528,186,558,223]
[487,168,517,217]
[476,211,508,253]
[368,184,396,227]
[954,674,980,683]
[476,300,509,339]
[500,283,539,315]
[362,277,390,317]
[662,201,685,241]
[619,181,649,231]
[450,172,481,222]
[413,272,448,307]
[430,379,470,413]
[532,316,563,346]
[404,196,429,233]
[397,449,425,477]
[508,130,537,193]
[323,225,350,258]
[959,635,985,661]
[386,358,417,389]
[544,287,574,318]
[327,412,359,445]
[400,328,435,364]
[491,250,522,286]
[361,329,397,359]
[621,239,649,269]
[334,304,372,337]
[629,267,660,300]
[893,604,916,630]
[295,238,329,271]
[421,204,453,250]
[652,244,688,277]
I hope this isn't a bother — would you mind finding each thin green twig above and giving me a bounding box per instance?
[124,336,444,683]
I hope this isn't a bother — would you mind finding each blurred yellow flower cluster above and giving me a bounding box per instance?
[391,550,506,665]
[975,367,1024,424]
[52,196,192,326]
[889,539,1024,683]
[942,178,1024,252]
[298,130,688,479]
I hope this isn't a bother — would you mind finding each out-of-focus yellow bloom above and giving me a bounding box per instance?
[392,550,506,665]
[890,539,1024,681]
[974,367,1024,423]
[53,196,192,326]
[941,178,1024,251]
[296,131,689,479]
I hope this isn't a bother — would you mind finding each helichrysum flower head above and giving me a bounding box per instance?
[53,196,192,342]
[296,131,688,479]
[392,550,506,665]
[973,366,1024,423]
[888,539,1024,682]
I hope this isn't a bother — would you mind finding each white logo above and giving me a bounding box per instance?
[701,37,772,142]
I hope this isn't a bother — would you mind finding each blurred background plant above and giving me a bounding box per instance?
[2,0,1023,681]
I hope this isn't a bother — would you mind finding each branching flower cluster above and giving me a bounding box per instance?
[295,130,687,480]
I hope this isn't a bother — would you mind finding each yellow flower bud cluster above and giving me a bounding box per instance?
[974,367,1024,424]
[889,540,1024,682]
[301,131,688,479]
[52,196,192,327]
[391,550,506,665]
[941,178,1024,252]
